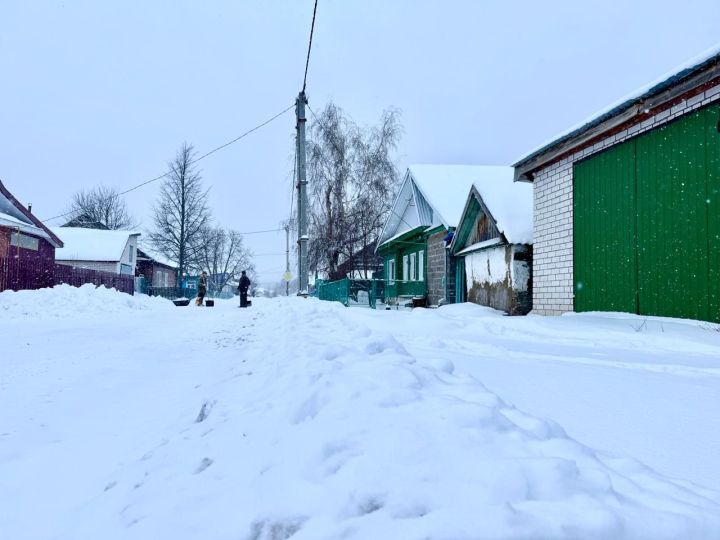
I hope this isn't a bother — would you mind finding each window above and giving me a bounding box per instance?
[402,255,409,281]
[10,232,39,251]
[418,250,424,281]
[387,259,396,284]
[129,245,134,263]
[409,253,416,281]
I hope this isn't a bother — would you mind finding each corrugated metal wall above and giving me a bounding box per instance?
[574,104,720,322]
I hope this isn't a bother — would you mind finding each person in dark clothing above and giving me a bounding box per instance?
[196,271,208,306]
[238,270,251,308]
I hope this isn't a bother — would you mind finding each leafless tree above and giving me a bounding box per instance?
[307,102,401,280]
[190,227,254,293]
[149,143,211,281]
[65,185,137,229]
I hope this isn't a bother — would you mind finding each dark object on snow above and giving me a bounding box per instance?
[205,299,214,307]
[173,298,191,306]
[238,270,251,307]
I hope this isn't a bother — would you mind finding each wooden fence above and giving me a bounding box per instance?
[0,257,134,295]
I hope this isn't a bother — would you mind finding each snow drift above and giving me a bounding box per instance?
[1,287,719,539]
[0,283,172,319]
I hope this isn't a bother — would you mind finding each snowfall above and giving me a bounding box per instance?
[2,286,720,539]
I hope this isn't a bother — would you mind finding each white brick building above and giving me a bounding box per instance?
[513,47,720,321]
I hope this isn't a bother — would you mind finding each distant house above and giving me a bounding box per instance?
[513,45,720,322]
[135,248,177,289]
[0,180,64,291]
[336,241,383,279]
[376,165,477,306]
[449,168,533,315]
[62,213,110,230]
[50,227,140,276]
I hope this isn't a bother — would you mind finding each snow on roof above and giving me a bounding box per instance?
[51,227,140,262]
[470,168,533,244]
[514,42,720,166]
[0,211,30,227]
[409,165,486,228]
[0,180,63,247]
[137,244,177,269]
[0,211,57,242]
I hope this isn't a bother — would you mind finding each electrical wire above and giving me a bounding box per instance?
[302,0,319,94]
[41,103,295,223]
[237,228,285,235]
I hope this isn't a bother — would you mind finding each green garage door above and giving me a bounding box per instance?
[574,104,720,322]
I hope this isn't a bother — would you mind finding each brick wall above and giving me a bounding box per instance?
[532,83,720,315]
[426,231,446,306]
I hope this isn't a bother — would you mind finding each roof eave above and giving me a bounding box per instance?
[0,179,64,248]
[514,54,720,181]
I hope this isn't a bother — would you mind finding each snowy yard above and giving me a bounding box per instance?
[2,285,720,539]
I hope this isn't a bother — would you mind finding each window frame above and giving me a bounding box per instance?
[387,259,396,284]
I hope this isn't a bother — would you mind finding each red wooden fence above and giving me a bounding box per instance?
[0,257,134,295]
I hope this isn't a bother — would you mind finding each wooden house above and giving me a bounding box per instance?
[135,248,177,289]
[376,165,480,306]
[449,167,533,315]
[513,46,720,322]
[0,180,64,291]
[50,227,140,276]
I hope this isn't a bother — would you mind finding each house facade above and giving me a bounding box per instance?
[0,180,64,292]
[376,165,484,306]
[513,47,720,322]
[51,227,140,276]
[136,248,177,289]
[449,168,533,315]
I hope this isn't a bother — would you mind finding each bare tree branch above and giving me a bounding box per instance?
[307,102,402,280]
[148,142,211,281]
[65,185,138,230]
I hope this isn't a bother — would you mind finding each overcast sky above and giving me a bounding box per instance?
[2,1,719,284]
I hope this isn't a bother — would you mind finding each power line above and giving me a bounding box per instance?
[41,103,295,223]
[302,0,319,94]
[238,227,285,235]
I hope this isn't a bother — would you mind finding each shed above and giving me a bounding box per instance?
[51,227,140,276]
[0,180,64,291]
[513,44,720,322]
[449,167,533,314]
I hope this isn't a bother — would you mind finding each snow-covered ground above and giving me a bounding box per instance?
[1,285,719,539]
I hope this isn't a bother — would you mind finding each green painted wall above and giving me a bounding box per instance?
[574,104,720,322]
[379,229,429,298]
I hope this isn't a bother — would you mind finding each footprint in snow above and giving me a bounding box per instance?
[194,457,214,474]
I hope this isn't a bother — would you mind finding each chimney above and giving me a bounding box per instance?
[28,203,33,213]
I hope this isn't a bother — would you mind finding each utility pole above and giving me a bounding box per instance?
[295,91,309,295]
[285,224,290,296]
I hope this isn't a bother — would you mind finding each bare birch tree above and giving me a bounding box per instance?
[190,227,254,292]
[149,143,210,281]
[66,185,137,229]
[307,102,401,279]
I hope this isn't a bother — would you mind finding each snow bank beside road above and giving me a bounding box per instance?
[0,283,171,319]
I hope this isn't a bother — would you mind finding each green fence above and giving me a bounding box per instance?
[316,278,425,309]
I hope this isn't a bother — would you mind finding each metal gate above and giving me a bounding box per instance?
[574,104,720,322]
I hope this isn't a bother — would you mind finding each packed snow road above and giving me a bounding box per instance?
[1,285,719,539]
